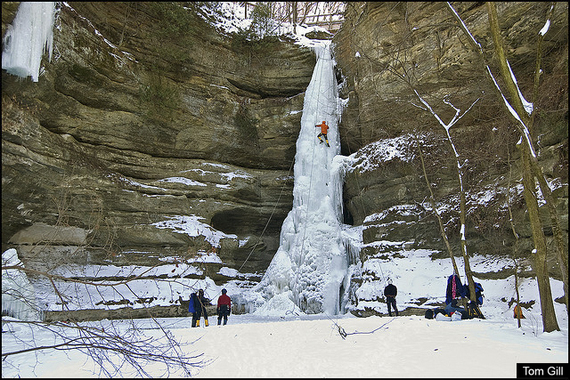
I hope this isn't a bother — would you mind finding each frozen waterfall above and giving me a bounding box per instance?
[247,41,350,315]
[2,2,56,82]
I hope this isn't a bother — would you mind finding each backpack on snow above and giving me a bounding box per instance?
[425,308,447,320]
[464,282,485,305]
[513,304,525,319]
[188,293,196,313]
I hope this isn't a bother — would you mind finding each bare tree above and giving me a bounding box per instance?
[239,2,345,33]
[446,1,563,332]
[352,2,565,325]
[410,91,483,315]
[415,135,462,279]
[2,254,208,377]
[348,4,486,316]
[505,145,523,328]
[2,183,209,376]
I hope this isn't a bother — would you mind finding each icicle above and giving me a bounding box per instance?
[2,249,42,321]
[2,2,56,82]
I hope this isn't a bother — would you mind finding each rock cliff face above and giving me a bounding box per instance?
[2,2,568,318]
[2,2,315,284]
[333,2,567,313]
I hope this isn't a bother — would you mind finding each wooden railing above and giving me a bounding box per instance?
[241,2,345,34]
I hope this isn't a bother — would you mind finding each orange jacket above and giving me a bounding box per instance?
[316,122,329,134]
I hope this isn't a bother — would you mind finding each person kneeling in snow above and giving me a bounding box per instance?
[444,299,467,318]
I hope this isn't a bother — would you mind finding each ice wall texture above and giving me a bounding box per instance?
[2,2,55,82]
[254,41,349,315]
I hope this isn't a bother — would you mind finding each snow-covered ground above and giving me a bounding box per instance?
[2,310,567,377]
[3,240,568,378]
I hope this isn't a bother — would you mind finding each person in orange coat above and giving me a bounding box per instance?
[217,288,232,325]
[315,121,330,147]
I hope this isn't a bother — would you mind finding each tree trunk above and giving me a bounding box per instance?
[447,1,561,332]
[521,146,560,332]
[449,133,478,307]
[292,2,297,34]
[507,148,523,328]
[415,138,461,277]
[458,168,477,305]
[531,161,569,316]
[514,258,522,328]
[486,1,564,328]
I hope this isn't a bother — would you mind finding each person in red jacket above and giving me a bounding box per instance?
[217,288,232,325]
[315,121,330,147]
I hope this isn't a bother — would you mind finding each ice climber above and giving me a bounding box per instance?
[315,121,330,147]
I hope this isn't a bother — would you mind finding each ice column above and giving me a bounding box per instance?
[2,2,56,82]
[253,41,349,315]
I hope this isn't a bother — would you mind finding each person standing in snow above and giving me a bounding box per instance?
[315,121,330,147]
[445,273,466,305]
[384,280,399,317]
[217,288,232,326]
[192,289,210,327]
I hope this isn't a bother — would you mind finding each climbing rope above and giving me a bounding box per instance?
[237,45,331,278]
[290,51,327,308]
[188,143,297,305]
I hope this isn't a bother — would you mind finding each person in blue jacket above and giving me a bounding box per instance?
[446,273,466,305]
[191,289,210,327]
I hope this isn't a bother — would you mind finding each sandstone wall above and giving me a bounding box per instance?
[2,2,316,284]
[333,2,567,275]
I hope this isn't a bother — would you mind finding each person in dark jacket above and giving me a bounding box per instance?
[384,279,399,317]
[192,289,210,327]
[446,273,466,305]
[217,288,232,326]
